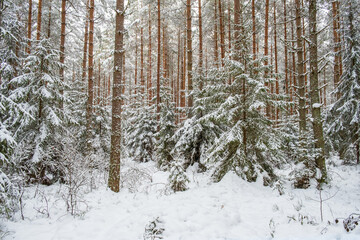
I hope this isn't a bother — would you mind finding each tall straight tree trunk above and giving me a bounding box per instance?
[59,0,67,108]
[227,1,232,84]
[218,0,225,67]
[273,0,279,121]
[108,0,124,193]
[180,31,186,122]
[308,0,326,183]
[162,23,167,81]
[134,23,138,98]
[82,0,89,82]
[36,0,42,40]
[176,28,181,124]
[252,0,256,60]
[26,0,32,54]
[214,0,219,67]
[156,0,161,123]
[295,0,306,132]
[264,0,270,117]
[47,0,52,38]
[141,20,145,96]
[283,0,289,100]
[86,0,95,139]
[291,19,297,115]
[233,0,240,59]
[147,5,152,105]
[186,0,193,113]
[332,1,341,99]
[302,0,307,100]
[198,0,203,90]
[323,68,327,106]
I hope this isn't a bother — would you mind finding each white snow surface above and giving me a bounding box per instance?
[3,159,360,240]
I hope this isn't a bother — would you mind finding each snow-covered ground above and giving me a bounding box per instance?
[2,159,360,240]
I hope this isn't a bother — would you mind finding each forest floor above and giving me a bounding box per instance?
[2,157,360,240]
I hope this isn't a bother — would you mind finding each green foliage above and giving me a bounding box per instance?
[7,39,66,184]
[326,0,360,163]
[127,107,157,162]
[168,160,189,192]
[156,100,176,170]
[207,58,285,184]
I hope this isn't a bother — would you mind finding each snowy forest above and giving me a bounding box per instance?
[0,0,359,239]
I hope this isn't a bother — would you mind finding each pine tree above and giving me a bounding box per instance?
[8,39,65,184]
[308,0,327,183]
[108,0,125,192]
[327,0,360,164]
[208,58,284,184]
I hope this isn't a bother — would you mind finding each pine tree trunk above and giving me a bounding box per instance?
[274,0,279,121]
[323,68,327,106]
[264,0,270,117]
[252,0,256,60]
[26,0,32,54]
[233,0,240,59]
[291,19,297,115]
[47,0,52,38]
[198,0,203,91]
[147,5,152,105]
[134,23,138,98]
[218,0,225,67]
[332,1,341,99]
[302,0,307,101]
[59,0,66,108]
[82,0,89,82]
[309,0,326,183]
[156,0,161,123]
[86,0,95,138]
[108,0,124,193]
[283,0,289,101]
[36,0,42,40]
[295,0,306,133]
[180,31,186,122]
[141,21,145,96]
[186,0,193,114]
[214,0,219,67]
[176,28,181,124]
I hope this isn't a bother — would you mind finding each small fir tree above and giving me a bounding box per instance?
[168,160,189,192]
[327,0,360,164]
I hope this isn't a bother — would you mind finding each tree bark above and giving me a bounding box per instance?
[36,0,42,40]
[82,0,89,82]
[108,0,124,193]
[291,19,297,115]
[332,1,341,99]
[59,0,67,109]
[186,0,193,114]
[214,0,219,67]
[86,0,95,141]
[156,0,161,123]
[283,0,289,99]
[198,0,203,91]
[264,0,270,117]
[274,0,279,121]
[176,28,181,124]
[47,0,52,38]
[134,23,138,98]
[218,0,225,67]
[233,0,240,59]
[252,0,256,60]
[309,0,326,183]
[141,20,145,96]
[147,5,152,105]
[26,0,32,54]
[295,0,306,133]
